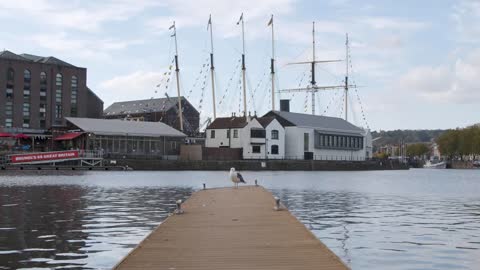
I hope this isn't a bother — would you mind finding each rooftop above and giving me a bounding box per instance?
[265,110,364,135]
[104,97,195,116]
[65,117,186,137]
[207,116,277,129]
[0,50,77,68]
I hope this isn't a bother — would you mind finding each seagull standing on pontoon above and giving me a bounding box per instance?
[229,167,246,188]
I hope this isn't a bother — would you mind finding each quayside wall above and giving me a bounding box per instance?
[115,159,408,171]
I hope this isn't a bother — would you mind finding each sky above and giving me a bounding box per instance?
[1,0,479,131]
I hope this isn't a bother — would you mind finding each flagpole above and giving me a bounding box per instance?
[208,15,217,120]
[240,13,247,118]
[172,21,184,132]
[270,15,275,111]
[311,21,316,115]
[345,33,349,121]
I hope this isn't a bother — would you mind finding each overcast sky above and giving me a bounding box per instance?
[1,0,479,131]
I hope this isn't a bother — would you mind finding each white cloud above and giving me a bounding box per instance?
[27,33,144,60]
[0,0,163,32]
[452,0,480,43]
[98,71,170,107]
[145,0,297,38]
[397,49,480,103]
[359,16,428,31]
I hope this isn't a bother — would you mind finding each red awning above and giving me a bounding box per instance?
[0,132,13,138]
[54,132,84,141]
[14,133,30,139]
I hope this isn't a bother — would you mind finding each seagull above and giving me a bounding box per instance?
[229,167,246,188]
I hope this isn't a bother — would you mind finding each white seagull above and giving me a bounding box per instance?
[229,167,246,188]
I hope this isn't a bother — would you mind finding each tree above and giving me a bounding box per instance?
[406,143,430,158]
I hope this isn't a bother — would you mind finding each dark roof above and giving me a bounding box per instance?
[264,110,364,135]
[206,116,276,129]
[104,97,196,116]
[0,50,28,61]
[206,116,248,129]
[66,117,186,137]
[256,116,275,128]
[0,50,76,67]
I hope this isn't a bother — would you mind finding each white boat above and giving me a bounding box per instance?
[424,160,447,169]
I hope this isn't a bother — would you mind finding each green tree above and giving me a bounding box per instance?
[406,143,430,158]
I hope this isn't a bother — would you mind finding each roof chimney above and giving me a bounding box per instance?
[280,99,290,112]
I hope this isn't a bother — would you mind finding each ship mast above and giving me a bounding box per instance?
[208,15,217,120]
[237,13,247,117]
[278,22,341,115]
[171,21,184,131]
[269,15,275,111]
[344,33,349,121]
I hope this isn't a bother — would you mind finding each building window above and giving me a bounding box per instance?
[56,73,62,103]
[210,130,215,138]
[271,145,279,155]
[7,68,14,81]
[233,129,238,138]
[39,104,46,119]
[23,69,31,82]
[71,75,78,116]
[250,129,266,138]
[304,133,309,151]
[6,68,14,99]
[227,129,230,138]
[23,103,30,117]
[5,101,13,116]
[55,104,62,119]
[40,72,47,102]
[40,120,46,129]
[23,118,30,128]
[271,130,279,140]
[252,145,261,153]
[5,118,13,128]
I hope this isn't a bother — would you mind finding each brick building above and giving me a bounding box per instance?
[104,97,199,136]
[0,50,103,133]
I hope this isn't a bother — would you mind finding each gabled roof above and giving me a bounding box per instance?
[206,116,249,129]
[104,97,197,116]
[206,116,278,129]
[0,50,28,61]
[264,110,364,135]
[65,117,186,137]
[0,50,77,67]
[256,117,276,128]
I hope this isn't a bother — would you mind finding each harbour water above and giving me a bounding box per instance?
[0,169,479,269]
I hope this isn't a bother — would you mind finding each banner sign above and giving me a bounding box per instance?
[11,150,79,163]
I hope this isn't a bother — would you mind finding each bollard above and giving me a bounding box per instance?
[274,196,281,211]
[255,179,258,186]
[203,183,206,190]
[175,199,184,214]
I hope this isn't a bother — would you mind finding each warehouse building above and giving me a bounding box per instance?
[55,117,186,159]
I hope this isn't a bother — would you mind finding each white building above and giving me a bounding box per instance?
[205,115,285,159]
[264,109,372,161]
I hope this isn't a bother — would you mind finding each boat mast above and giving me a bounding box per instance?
[171,21,184,132]
[238,13,247,117]
[269,15,275,111]
[345,33,349,121]
[208,15,217,120]
[311,21,317,115]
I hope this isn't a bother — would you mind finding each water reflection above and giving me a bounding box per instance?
[0,170,480,269]
[0,183,192,269]
[272,189,480,270]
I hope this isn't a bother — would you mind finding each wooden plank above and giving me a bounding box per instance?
[114,186,349,270]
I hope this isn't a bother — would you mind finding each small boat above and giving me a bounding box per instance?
[423,160,447,169]
[473,161,480,168]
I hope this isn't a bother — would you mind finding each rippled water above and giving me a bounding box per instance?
[0,169,479,269]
